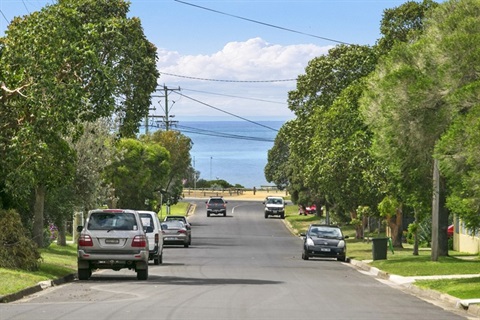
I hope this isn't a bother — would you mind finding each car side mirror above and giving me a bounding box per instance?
[145,226,154,233]
[300,233,306,237]
[77,225,84,232]
[344,235,349,239]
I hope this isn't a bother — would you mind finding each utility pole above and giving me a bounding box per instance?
[156,85,180,131]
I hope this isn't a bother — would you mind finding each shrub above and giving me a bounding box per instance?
[0,209,42,271]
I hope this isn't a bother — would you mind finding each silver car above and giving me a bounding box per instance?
[77,209,149,280]
[138,210,164,265]
[161,220,191,248]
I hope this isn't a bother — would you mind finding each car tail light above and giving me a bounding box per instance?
[78,235,93,247]
[154,233,159,244]
[177,229,187,234]
[132,235,147,247]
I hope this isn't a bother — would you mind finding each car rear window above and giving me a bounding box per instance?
[139,214,154,228]
[88,212,138,231]
[209,198,224,204]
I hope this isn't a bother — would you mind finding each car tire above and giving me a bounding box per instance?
[184,242,189,248]
[78,268,91,280]
[154,254,160,265]
[302,250,309,260]
[223,212,226,217]
[337,256,346,262]
[280,213,285,219]
[159,252,163,264]
[137,268,148,280]
[207,212,210,217]
[264,213,268,219]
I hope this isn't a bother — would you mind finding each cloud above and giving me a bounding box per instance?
[155,38,332,120]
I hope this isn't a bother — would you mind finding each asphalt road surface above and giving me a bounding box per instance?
[0,200,469,320]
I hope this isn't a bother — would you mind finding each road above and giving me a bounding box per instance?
[0,199,468,319]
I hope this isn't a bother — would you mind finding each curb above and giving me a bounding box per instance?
[0,273,76,303]
[349,259,479,318]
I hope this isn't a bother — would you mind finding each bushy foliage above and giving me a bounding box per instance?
[0,209,42,271]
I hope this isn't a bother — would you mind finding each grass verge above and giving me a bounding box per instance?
[0,243,77,296]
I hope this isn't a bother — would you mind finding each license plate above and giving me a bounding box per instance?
[165,237,176,241]
[320,248,331,252]
[105,239,120,244]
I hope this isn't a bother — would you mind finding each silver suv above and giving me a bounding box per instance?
[77,209,149,280]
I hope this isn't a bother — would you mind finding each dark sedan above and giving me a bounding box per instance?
[301,224,349,261]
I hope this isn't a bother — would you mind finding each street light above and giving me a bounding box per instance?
[210,156,212,180]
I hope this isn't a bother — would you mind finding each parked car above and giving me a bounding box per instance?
[77,209,149,280]
[263,196,286,219]
[447,224,454,238]
[138,210,164,265]
[164,215,192,230]
[206,196,227,217]
[161,220,191,247]
[301,224,349,262]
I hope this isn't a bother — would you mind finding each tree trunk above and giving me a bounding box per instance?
[388,206,404,248]
[57,221,67,246]
[32,185,46,248]
[350,210,363,239]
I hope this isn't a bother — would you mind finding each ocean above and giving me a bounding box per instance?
[175,120,284,188]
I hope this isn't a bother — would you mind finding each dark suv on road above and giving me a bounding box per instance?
[206,197,228,217]
[77,209,150,280]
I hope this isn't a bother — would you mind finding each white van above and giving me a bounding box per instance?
[138,210,164,265]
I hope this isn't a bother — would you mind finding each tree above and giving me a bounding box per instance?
[106,138,170,210]
[143,130,193,204]
[265,122,291,190]
[285,44,378,211]
[377,0,438,54]
[430,0,480,233]
[0,0,158,246]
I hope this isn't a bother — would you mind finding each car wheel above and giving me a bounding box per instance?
[337,256,346,262]
[159,252,163,264]
[302,250,309,260]
[223,212,226,217]
[264,213,268,219]
[78,268,91,280]
[154,254,160,265]
[207,212,210,217]
[280,213,285,219]
[188,236,192,245]
[184,242,189,248]
[137,268,148,280]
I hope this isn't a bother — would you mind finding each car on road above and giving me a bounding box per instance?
[263,196,286,219]
[206,196,228,217]
[77,209,149,280]
[164,215,192,230]
[138,210,164,265]
[301,224,349,262]
[161,220,191,247]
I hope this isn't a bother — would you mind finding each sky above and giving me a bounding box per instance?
[0,0,415,122]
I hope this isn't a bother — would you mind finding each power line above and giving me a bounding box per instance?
[174,91,279,132]
[160,72,296,83]
[181,88,287,105]
[0,9,9,24]
[176,124,274,142]
[174,0,351,45]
